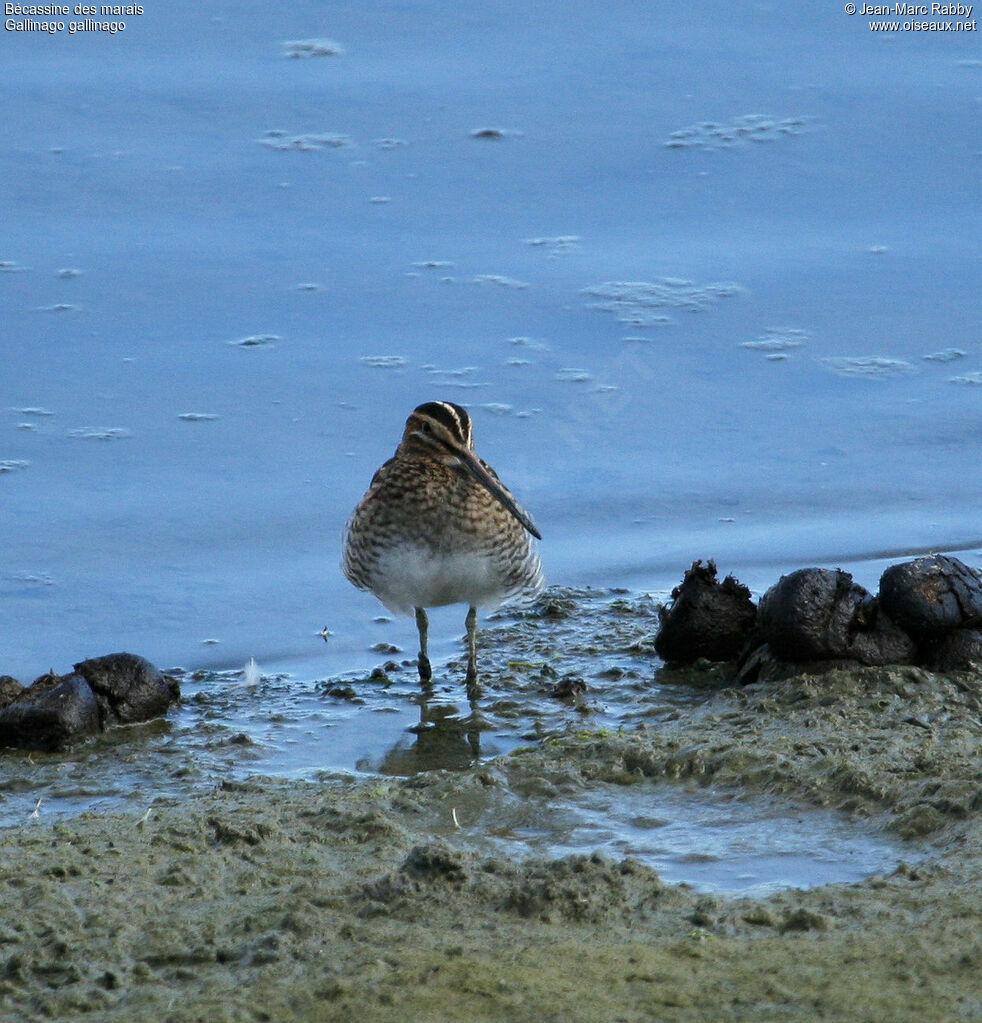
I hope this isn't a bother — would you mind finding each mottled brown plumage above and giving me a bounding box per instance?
[343,401,543,691]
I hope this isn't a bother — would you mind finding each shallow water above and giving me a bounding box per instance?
[0,590,924,894]
[0,666,917,896]
[4,0,981,683]
[456,783,912,895]
[2,2,978,890]
[0,589,660,825]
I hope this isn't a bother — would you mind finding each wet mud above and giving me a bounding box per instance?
[1,588,980,1022]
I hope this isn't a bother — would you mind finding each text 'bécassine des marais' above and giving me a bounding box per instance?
[4,4,142,15]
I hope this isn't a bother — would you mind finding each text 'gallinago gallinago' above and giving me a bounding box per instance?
[343,400,544,693]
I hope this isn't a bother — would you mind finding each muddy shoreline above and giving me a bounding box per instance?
[1,592,980,1022]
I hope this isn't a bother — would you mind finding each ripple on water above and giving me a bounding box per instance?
[258,131,351,152]
[469,128,523,140]
[228,334,280,348]
[554,368,593,383]
[423,365,491,389]
[508,336,550,351]
[281,38,344,58]
[524,235,581,256]
[664,114,813,150]
[822,357,917,379]
[922,348,965,363]
[360,355,407,369]
[471,274,529,289]
[67,427,132,440]
[584,278,742,325]
[740,328,809,353]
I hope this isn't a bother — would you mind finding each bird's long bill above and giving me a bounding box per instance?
[456,450,542,540]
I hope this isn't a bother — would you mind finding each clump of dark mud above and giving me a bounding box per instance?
[655,560,756,663]
[880,554,982,669]
[656,554,982,683]
[742,567,916,681]
[0,653,179,751]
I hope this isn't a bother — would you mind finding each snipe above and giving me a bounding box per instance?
[343,400,543,693]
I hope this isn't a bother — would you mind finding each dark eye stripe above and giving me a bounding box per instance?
[414,401,472,446]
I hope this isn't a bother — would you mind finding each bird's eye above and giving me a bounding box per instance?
[419,422,432,433]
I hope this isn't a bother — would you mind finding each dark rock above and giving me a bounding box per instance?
[73,652,180,727]
[0,673,100,752]
[756,568,915,666]
[758,569,865,661]
[655,560,757,664]
[879,555,982,638]
[0,654,179,752]
[922,629,982,671]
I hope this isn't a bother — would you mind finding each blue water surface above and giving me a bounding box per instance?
[3,0,980,683]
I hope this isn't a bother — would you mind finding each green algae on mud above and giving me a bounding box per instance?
[0,588,980,1022]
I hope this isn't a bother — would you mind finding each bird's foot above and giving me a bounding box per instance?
[417,652,432,684]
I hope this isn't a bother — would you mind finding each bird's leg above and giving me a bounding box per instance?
[464,605,481,696]
[414,606,432,684]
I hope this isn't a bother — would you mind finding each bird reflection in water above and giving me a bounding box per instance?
[370,685,491,776]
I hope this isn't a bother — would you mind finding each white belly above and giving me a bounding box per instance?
[369,546,530,616]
